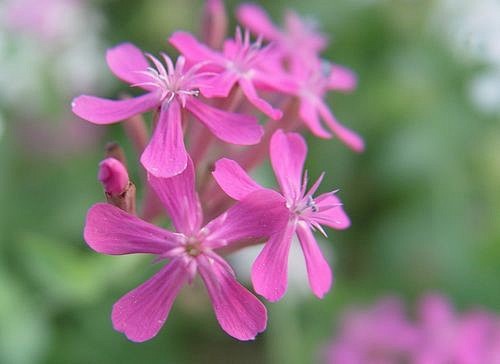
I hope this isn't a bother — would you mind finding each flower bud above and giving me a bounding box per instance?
[98,157,136,214]
[98,157,129,195]
[202,0,227,49]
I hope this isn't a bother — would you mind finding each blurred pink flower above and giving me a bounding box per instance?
[213,129,350,301]
[326,298,418,364]
[279,61,364,152]
[3,0,82,41]
[415,295,500,364]
[236,3,364,152]
[84,158,288,342]
[324,294,500,364]
[72,43,263,177]
[236,3,328,67]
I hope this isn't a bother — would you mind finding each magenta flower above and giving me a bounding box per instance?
[84,158,288,342]
[72,43,263,177]
[236,4,328,67]
[170,28,285,120]
[212,129,350,301]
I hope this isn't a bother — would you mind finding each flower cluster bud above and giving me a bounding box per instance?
[98,143,136,214]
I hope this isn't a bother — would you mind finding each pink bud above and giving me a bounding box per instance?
[98,158,129,195]
[202,0,227,49]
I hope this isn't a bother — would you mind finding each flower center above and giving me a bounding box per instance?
[293,195,318,215]
[133,53,204,107]
[227,28,265,75]
[299,63,331,99]
[184,236,203,257]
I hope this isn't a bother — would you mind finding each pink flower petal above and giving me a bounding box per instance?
[147,157,203,236]
[84,203,180,255]
[284,10,328,52]
[186,98,263,145]
[169,31,224,65]
[329,64,357,92]
[106,42,154,90]
[197,253,267,340]
[239,78,283,120]
[317,102,365,152]
[200,71,239,98]
[140,100,188,178]
[299,100,332,138]
[308,192,351,230]
[270,130,307,203]
[112,259,187,342]
[295,221,332,298]
[236,4,280,40]
[71,92,160,124]
[212,158,263,200]
[251,218,296,302]
[205,189,288,249]
[252,67,298,95]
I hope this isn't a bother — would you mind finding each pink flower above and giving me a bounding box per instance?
[235,3,364,152]
[170,28,285,120]
[98,158,129,196]
[84,157,288,342]
[212,129,350,301]
[236,3,328,68]
[280,61,364,152]
[415,295,500,364]
[324,298,419,364]
[324,294,500,364]
[72,43,263,177]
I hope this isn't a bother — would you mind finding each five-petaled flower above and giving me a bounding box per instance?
[72,43,264,178]
[280,61,365,152]
[84,158,288,342]
[170,27,285,120]
[213,129,350,301]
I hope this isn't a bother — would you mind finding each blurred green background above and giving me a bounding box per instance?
[0,0,499,363]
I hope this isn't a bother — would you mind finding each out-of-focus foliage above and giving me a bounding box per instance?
[0,0,498,363]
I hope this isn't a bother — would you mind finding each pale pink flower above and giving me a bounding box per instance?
[3,0,82,42]
[236,3,328,68]
[212,129,350,301]
[415,295,500,364]
[72,43,263,177]
[170,28,285,120]
[84,158,288,342]
[324,298,419,364]
[324,294,500,364]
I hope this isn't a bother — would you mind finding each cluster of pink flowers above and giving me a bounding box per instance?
[73,0,362,342]
[325,294,500,364]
